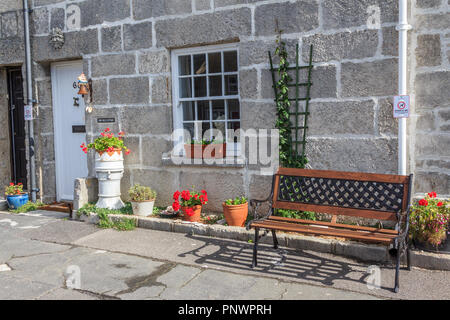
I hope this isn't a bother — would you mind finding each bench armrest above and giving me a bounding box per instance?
[245,195,274,230]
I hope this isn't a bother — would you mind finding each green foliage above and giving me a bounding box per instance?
[128,184,156,202]
[11,201,44,213]
[273,31,308,168]
[189,139,223,145]
[82,129,129,154]
[153,206,165,216]
[77,202,135,231]
[276,209,316,221]
[5,183,24,196]
[224,196,248,206]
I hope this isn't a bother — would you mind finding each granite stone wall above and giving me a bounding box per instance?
[0,0,448,207]
[410,0,450,197]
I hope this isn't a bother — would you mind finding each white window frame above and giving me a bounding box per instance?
[171,43,241,157]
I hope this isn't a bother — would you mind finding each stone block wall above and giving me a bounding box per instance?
[0,0,448,207]
[410,0,450,197]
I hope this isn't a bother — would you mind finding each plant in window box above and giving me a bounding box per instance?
[172,188,208,222]
[409,191,450,253]
[5,182,29,209]
[128,184,157,217]
[80,128,131,210]
[222,196,248,227]
[184,139,226,159]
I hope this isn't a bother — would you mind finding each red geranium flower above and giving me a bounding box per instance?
[184,207,195,216]
[428,191,437,198]
[437,202,443,207]
[172,201,180,211]
[173,190,181,200]
[181,190,191,201]
[418,199,428,206]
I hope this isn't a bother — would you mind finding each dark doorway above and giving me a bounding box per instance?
[7,68,27,189]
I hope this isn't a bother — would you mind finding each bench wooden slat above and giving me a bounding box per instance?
[272,200,398,221]
[268,216,399,235]
[276,168,410,184]
[251,220,396,244]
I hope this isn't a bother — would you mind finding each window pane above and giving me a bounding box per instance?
[227,99,240,119]
[227,122,241,143]
[194,54,206,74]
[202,122,211,141]
[182,101,195,121]
[197,100,210,120]
[224,51,237,72]
[224,75,238,95]
[208,52,221,73]
[179,55,191,75]
[183,123,194,142]
[213,122,226,140]
[209,75,222,96]
[194,76,207,97]
[212,100,225,120]
[179,77,192,98]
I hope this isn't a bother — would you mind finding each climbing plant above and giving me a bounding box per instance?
[270,31,312,168]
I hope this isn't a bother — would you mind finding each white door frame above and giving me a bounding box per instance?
[51,60,87,201]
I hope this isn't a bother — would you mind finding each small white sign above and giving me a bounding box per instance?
[24,104,33,120]
[393,95,410,118]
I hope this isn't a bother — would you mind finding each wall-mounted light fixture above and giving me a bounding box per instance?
[76,72,94,113]
[77,72,91,96]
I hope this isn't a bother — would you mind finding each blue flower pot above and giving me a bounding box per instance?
[6,193,29,209]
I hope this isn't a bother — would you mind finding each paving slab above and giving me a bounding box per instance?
[73,228,450,300]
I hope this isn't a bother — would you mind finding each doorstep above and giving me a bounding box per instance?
[73,211,450,271]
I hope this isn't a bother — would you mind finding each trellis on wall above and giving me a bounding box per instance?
[269,41,313,168]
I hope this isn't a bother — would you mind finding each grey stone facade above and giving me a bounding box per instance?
[0,0,449,209]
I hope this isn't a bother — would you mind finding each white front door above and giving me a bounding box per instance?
[51,61,88,201]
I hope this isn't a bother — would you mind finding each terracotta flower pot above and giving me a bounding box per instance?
[184,143,226,159]
[181,205,202,222]
[222,202,248,227]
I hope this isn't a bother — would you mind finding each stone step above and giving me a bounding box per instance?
[0,199,8,211]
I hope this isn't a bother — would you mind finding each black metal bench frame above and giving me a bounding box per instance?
[246,168,413,293]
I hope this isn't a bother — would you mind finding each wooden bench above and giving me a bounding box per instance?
[246,168,413,293]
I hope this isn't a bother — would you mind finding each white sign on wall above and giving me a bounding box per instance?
[393,95,410,118]
[24,104,33,120]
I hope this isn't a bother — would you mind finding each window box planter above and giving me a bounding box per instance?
[184,143,226,159]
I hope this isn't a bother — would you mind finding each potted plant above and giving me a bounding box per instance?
[81,128,131,209]
[222,196,248,227]
[184,139,226,159]
[409,191,449,253]
[5,182,28,209]
[172,188,208,222]
[128,184,157,217]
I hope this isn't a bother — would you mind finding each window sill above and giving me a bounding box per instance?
[162,154,245,168]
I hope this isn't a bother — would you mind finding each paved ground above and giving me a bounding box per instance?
[1,211,449,300]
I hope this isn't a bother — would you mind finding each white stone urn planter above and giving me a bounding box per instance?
[130,200,155,217]
[95,149,125,209]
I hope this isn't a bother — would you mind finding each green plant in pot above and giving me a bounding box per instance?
[409,191,449,252]
[222,196,248,227]
[128,184,157,217]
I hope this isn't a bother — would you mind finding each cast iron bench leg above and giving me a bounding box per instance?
[394,246,401,293]
[252,228,259,268]
[272,230,278,249]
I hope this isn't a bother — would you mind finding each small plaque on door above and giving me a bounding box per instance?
[72,125,86,133]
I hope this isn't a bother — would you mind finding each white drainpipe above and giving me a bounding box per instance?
[397,0,411,175]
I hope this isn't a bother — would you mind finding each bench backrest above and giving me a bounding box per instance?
[272,168,413,221]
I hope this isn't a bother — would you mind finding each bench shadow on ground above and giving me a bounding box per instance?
[179,233,395,292]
